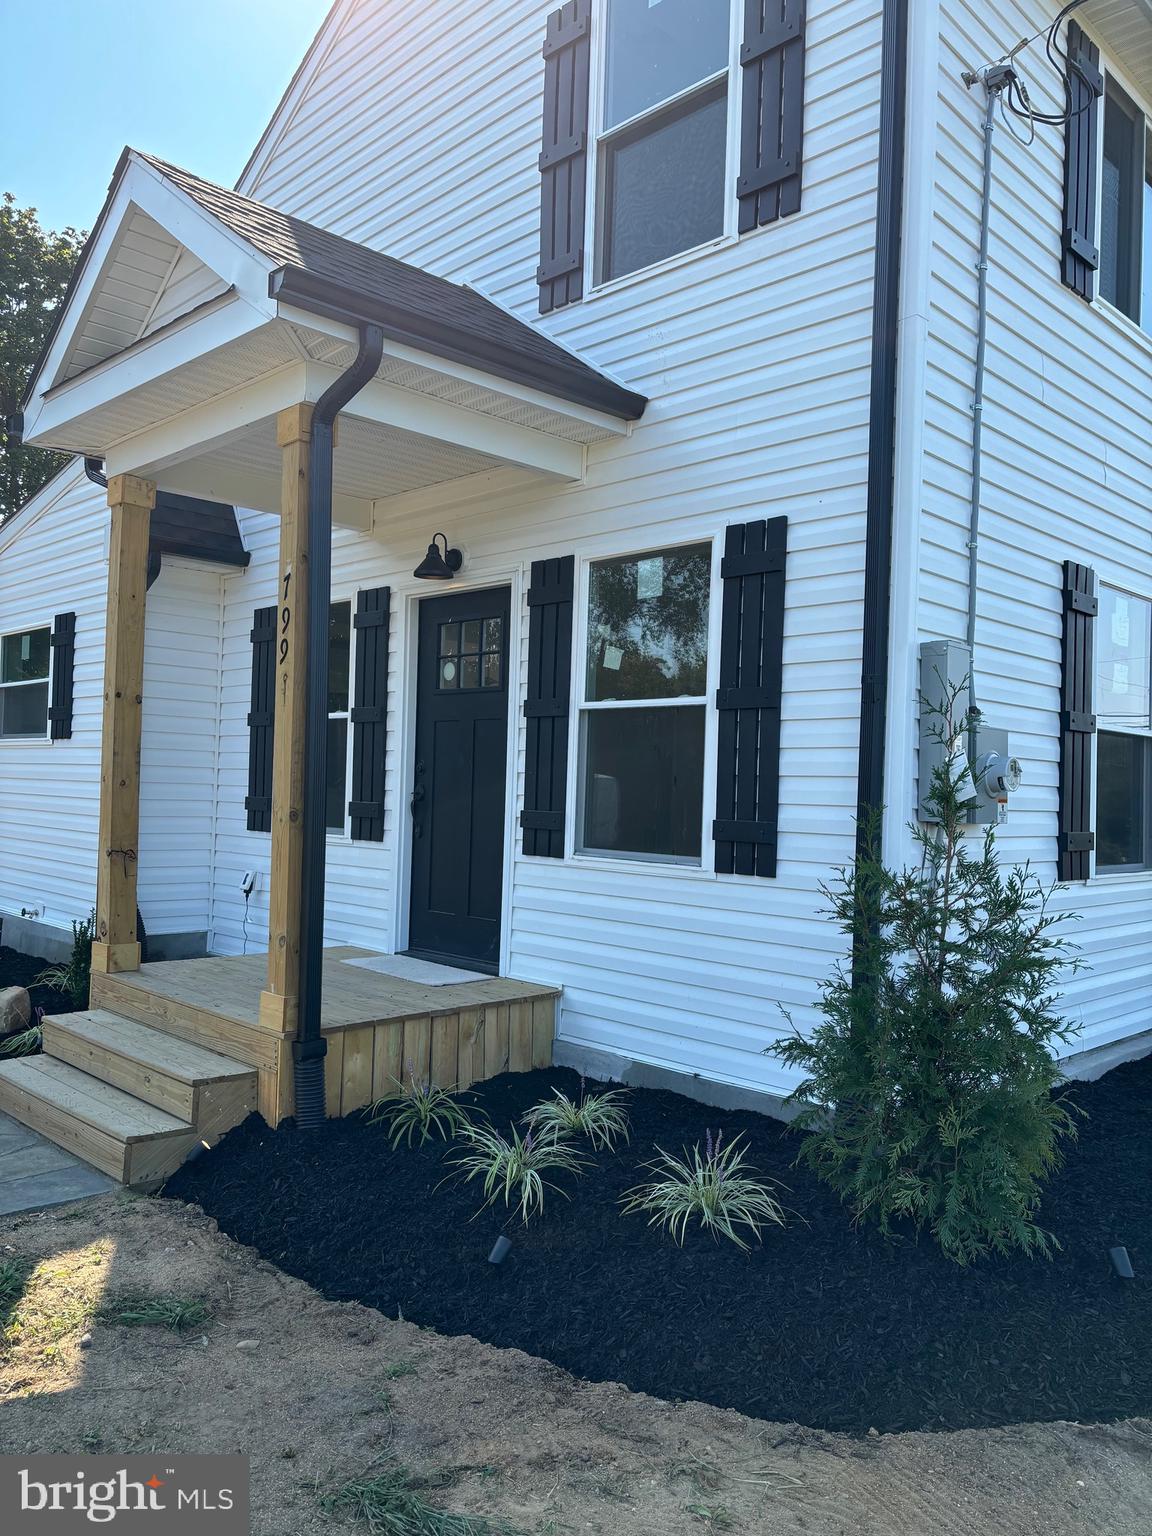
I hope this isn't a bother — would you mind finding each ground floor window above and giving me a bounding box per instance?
[1096,585,1152,872]
[577,542,711,863]
[327,600,352,832]
[0,626,50,739]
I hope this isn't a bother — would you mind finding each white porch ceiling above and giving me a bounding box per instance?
[1082,0,1152,91]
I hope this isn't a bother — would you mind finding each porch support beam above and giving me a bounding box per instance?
[259,404,313,1084]
[92,474,156,977]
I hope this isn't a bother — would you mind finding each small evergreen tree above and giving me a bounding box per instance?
[774,696,1082,1264]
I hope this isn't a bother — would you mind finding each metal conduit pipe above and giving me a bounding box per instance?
[294,322,385,1127]
[965,74,1002,724]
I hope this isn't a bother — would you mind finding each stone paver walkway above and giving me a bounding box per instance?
[0,1110,114,1215]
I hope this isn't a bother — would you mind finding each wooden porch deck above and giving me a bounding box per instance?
[90,947,559,1122]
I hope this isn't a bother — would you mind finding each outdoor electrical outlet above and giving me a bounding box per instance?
[241,870,258,897]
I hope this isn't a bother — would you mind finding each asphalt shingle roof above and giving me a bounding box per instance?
[138,153,646,421]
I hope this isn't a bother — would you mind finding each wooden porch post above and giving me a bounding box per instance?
[259,405,314,1064]
[92,474,155,977]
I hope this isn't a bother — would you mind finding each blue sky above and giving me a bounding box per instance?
[1,0,332,234]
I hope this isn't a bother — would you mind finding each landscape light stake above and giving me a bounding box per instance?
[1110,1246,1135,1280]
[488,1236,512,1265]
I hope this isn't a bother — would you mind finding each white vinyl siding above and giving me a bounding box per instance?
[0,471,107,931]
[211,0,886,1099]
[902,0,1152,1062]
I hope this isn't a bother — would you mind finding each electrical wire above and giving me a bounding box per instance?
[977,0,1097,132]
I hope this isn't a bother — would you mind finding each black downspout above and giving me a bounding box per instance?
[855,0,909,858]
[294,323,385,1127]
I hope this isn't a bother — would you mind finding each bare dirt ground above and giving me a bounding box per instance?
[1,1193,1150,1535]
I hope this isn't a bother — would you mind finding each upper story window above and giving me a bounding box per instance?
[1099,77,1152,327]
[595,0,734,284]
[0,627,50,739]
[1096,585,1152,871]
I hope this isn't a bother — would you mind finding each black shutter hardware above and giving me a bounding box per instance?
[521,556,575,856]
[738,0,807,233]
[1059,561,1097,881]
[349,586,390,842]
[48,611,77,741]
[1061,20,1103,299]
[714,518,788,877]
[538,0,592,314]
[245,605,276,833]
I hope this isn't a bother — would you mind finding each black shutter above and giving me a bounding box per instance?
[713,518,787,877]
[521,556,575,857]
[245,605,276,833]
[738,0,807,233]
[48,611,76,741]
[349,585,390,842]
[1061,21,1103,299]
[538,0,591,314]
[1059,561,1097,881]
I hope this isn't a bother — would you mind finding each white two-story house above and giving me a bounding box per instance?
[0,0,1149,1147]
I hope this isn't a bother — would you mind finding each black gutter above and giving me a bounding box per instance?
[855,0,909,857]
[294,322,385,1128]
[268,265,648,423]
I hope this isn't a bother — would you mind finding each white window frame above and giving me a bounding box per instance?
[1091,44,1152,335]
[0,623,53,743]
[571,536,718,868]
[326,596,354,841]
[1093,580,1152,876]
[584,0,743,296]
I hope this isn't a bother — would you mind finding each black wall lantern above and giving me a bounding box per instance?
[413,532,463,581]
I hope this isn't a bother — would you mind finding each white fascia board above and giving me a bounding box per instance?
[28,153,277,407]
[278,302,631,440]
[302,362,586,482]
[23,297,273,453]
[102,363,311,478]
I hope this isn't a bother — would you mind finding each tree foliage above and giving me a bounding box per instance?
[774,696,1082,1264]
[0,194,86,522]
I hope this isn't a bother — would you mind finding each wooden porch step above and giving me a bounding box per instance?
[0,1056,198,1187]
[42,1009,254,1121]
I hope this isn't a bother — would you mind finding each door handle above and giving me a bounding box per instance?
[410,785,425,834]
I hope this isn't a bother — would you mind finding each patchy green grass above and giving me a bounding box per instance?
[685,1505,734,1531]
[98,1293,211,1331]
[382,1358,418,1381]
[320,1465,524,1535]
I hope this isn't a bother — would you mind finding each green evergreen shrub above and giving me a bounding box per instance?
[773,700,1082,1264]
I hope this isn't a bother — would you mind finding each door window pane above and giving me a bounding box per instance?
[326,717,348,831]
[581,705,705,858]
[1097,731,1150,868]
[439,611,503,691]
[1142,127,1152,328]
[1098,588,1152,725]
[328,601,351,713]
[1,628,50,683]
[0,681,49,738]
[604,0,730,128]
[587,543,711,700]
[1101,82,1142,320]
[599,82,727,282]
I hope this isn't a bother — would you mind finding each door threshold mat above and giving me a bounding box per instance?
[341,954,490,986]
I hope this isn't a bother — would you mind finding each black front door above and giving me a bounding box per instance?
[408,586,511,972]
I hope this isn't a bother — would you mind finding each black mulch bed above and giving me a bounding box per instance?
[164,1059,1152,1436]
[0,944,75,1023]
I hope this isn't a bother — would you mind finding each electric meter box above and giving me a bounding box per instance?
[918,640,1023,825]
[918,640,972,821]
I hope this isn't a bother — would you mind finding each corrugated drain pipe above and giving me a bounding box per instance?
[294,322,385,1128]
